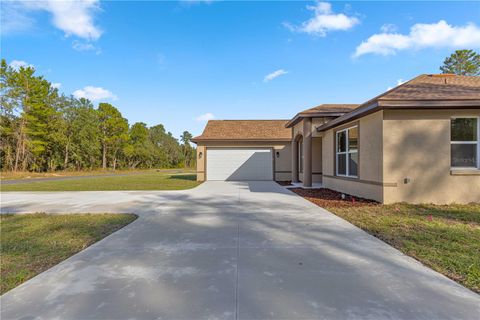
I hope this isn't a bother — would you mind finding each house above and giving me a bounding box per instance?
[192,74,480,204]
[191,120,292,182]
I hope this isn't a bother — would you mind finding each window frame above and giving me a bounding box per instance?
[335,125,359,178]
[450,116,480,170]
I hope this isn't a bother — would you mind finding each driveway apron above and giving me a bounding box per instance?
[1,181,479,319]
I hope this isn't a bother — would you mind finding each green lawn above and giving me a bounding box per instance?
[0,213,137,294]
[327,203,480,293]
[1,171,202,191]
[291,187,480,293]
[1,169,154,180]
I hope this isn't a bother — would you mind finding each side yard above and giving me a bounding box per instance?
[1,169,147,181]
[0,213,137,294]
[1,170,201,191]
[290,188,480,294]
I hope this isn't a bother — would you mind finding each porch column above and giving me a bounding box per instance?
[303,118,312,188]
[291,138,299,182]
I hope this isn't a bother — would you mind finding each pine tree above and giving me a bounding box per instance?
[1,58,188,172]
[440,50,480,76]
[97,103,129,170]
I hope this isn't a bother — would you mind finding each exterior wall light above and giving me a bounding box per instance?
[276,151,280,158]
[199,152,203,159]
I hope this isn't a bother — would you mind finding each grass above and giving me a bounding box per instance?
[1,170,201,191]
[0,213,137,294]
[327,202,480,293]
[291,187,480,293]
[0,168,167,180]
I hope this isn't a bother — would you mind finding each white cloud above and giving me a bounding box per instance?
[2,0,102,41]
[354,20,480,57]
[73,86,117,101]
[9,60,33,70]
[0,2,35,35]
[26,0,102,40]
[285,1,359,36]
[263,69,288,82]
[387,79,406,91]
[72,40,102,54]
[195,113,215,121]
[380,23,398,33]
[51,83,62,89]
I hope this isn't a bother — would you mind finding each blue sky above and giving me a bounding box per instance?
[2,1,480,138]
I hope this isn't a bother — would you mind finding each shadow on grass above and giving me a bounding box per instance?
[1,213,138,294]
[385,203,480,224]
[167,174,197,181]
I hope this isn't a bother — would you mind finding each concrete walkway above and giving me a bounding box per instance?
[1,182,479,319]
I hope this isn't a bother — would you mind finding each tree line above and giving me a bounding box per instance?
[0,59,195,172]
[1,49,476,172]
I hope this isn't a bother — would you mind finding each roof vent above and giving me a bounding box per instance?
[429,73,455,84]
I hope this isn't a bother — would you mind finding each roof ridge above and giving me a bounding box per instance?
[305,103,359,108]
[374,74,426,101]
[426,73,478,78]
[207,119,289,121]
[315,103,359,105]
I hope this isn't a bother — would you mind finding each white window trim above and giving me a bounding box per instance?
[336,125,358,178]
[450,116,480,170]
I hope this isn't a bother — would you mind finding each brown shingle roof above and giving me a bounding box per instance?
[286,104,359,128]
[300,104,359,114]
[380,74,480,101]
[192,120,291,142]
[317,74,480,132]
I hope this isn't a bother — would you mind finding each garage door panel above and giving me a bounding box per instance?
[207,148,273,181]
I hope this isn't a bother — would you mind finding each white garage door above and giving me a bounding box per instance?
[207,148,273,181]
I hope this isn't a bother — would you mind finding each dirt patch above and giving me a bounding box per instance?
[290,188,378,208]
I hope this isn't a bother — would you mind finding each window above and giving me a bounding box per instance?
[451,117,479,169]
[336,125,358,177]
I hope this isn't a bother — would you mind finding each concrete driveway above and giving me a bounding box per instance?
[1,181,479,319]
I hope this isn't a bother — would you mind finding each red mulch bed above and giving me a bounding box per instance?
[290,188,378,208]
[276,181,293,186]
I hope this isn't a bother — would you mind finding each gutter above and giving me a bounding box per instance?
[191,138,292,144]
[315,102,379,132]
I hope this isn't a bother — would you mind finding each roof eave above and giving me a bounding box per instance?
[316,102,380,132]
[378,99,480,108]
[285,112,350,128]
[316,99,480,132]
[191,138,292,143]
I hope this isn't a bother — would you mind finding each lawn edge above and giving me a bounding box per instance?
[0,181,204,193]
[286,188,480,295]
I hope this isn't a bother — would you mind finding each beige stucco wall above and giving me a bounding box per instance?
[293,117,334,139]
[292,118,330,183]
[195,141,292,181]
[195,145,206,181]
[382,109,480,204]
[312,117,335,137]
[322,111,384,202]
[293,122,303,139]
[312,137,322,183]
